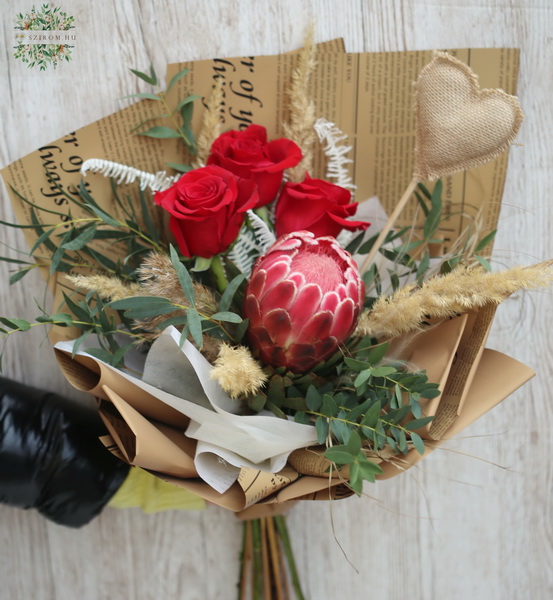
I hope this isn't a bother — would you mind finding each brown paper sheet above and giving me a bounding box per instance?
[55,297,532,510]
[376,348,534,479]
[0,40,342,283]
[1,45,518,287]
[100,385,198,478]
[391,314,469,433]
[55,345,190,427]
[390,304,498,440]
[428,303,497,439]
[94,342,533,506]
[1,43,527,513]
[166,47,519,248]
[1,103,167,289]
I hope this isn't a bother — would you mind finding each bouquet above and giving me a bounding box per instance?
[1,38,551,598]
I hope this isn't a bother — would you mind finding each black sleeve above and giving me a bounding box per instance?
[0,376,129,527]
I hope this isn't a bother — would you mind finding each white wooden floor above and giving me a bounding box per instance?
[1,1,552,598]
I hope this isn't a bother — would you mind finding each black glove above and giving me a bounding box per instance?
[0,376,129,527]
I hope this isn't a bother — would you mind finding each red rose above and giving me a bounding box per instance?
[154,166,258,258]
[207,124,302,207]
[275,175,370,238]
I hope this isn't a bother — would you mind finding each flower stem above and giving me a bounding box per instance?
[251,518,263,599]
[274,516,305,600]
[210,254,228,293]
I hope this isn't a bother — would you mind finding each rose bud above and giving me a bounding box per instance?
[207,124,302,207]
[275,175,369,238]
[244,230,364,372]
[154,165,258,258]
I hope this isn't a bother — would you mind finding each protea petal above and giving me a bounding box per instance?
[346,278,360,305]
[262,308,292,347]
[330,298,355,339]
[248,269,267,298]
[260,279,297,313]
[287,283,323,333]
[264,259,291,291]
[249,326,272,349]
[299,311,333,342]
[321,291,339,312]
[244,295,262,328]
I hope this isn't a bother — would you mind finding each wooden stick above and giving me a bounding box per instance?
[274,516,305,600]
[359,177,420,274]
[266,517,285,600]
[240,521,253,600]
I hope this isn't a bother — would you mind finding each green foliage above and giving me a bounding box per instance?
[356,180,495,307]
[272,346,439,494]
[129,65,197,155]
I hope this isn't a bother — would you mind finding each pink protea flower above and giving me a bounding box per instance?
[244,231,365,372]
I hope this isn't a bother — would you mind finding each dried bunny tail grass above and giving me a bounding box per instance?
[65,274,142,301]
[357,261,553,339]
[283,24,317,182]
[193,78,224,167]
[210,343,268,398]
[137,252,217,315]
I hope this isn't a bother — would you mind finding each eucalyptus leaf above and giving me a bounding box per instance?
[367,343,388,365]
[166,68,190,94]
[0,317,31,331]
[62,225,97,250]
[187,308,203,348]
[174,94,201,112]
[324,448,354,465]
[9,268,31,285]
[210,311,243,323]
[130,65,157,86]
[306,386,322,412]
[138,126,182,139]
[219,274,246,312]
[410,432,425,455]
[169,245,195,305]
[316,417,329,444]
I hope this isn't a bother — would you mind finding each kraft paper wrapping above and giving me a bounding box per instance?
[166,46,519,247]
[376,349,534,480]
[1,42,528,514]
[54,308,534,514]
[1,45,519,300]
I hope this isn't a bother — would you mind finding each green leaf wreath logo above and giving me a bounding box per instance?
[13,4,76,70]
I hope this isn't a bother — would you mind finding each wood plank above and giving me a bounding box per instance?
[0,1,551,598]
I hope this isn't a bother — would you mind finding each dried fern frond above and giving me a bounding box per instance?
[210,343,268,398]
[80,159,177,192]
[314,118,355,192]
[283,24,317,182]
[65,274,142,301]
[357,261,553,339]
[193,78,224,167]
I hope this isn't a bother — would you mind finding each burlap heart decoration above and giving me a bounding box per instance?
[414,52,523,181]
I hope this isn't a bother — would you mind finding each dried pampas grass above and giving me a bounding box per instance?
[194,78,224,167]
[357,261,553,339]
[137,252,217,315]
[283,25,317,182]
[65,274,142,301]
